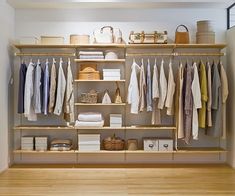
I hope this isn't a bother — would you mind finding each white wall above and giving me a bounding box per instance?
[15,8,226,43]
[0,0,15,172]
[226,27,235,168]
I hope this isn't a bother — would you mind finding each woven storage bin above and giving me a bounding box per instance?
[78,71,100,80]
[80,64,97,72]
[70,34,90,44]
[197,20,214,32]
[103,136,125,151]
[196,32,215,44]
[80,90,98,103]
[40,36,64,45]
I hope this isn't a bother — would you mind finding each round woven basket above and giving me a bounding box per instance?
[103,138,125,151]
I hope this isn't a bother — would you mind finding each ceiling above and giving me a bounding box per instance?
[7,0,234,9]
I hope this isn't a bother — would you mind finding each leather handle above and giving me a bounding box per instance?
[176,25,189,32]
[101,26,114,33]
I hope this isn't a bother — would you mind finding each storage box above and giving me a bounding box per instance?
[196,32,215,44]
[40,36,64,45]
[143,138,158,151]
[197,20,214,32]
[103,72,121,77]
[158,139,173,151]
[21,136,34,144]
[35,137,48,151]
[80,64,97,72]
[70,34,90,44]
[19,36,39,44]
[78,134,100,145]
[79,144,100,151]
[103,76,120,80]
[110,114,122,127]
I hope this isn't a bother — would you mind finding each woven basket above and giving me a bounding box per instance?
[103,137,125,151]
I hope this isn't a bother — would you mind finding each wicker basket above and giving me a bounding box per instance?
[103,135,125,151]
[80,90,98,103]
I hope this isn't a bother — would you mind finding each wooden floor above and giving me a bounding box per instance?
[0,164,235,196]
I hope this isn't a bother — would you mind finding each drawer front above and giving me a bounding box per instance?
[158,140,173,151]
[143,139,158,151]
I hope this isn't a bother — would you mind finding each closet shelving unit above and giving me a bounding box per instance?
[13,43,227,163]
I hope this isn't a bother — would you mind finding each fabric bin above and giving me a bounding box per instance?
[158,139,173,151]
[196,32,215,44]
[143,138,158,151]
[70,34,90,44]
[40,36,64,45]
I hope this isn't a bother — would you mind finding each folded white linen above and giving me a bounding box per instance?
[75,120,104,127]
[79,55,104,59]
[78,112,103,122]
[79,51,104,55]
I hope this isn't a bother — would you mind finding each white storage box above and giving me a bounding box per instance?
[79,144,100,151]
[35,137,48,143]
[143,138,158,151]
[103,76,121,80]
[103,72,121,77]
[78,134,100,144]
[158,139,173,151]
[19,36,39,44]
[110,114,122,127]
[40,36,64,45]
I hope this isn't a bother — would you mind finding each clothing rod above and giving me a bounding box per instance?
[126,52,225,57]
[15,53,76,57]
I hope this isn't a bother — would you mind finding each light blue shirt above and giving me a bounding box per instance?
[43,61,50,115]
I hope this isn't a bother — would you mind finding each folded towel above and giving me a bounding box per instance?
[79,55,104,59]
[78,112,103,122]
[75,120,104,127]
[79,51,104,55]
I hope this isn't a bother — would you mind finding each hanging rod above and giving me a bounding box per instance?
[126,52,225,57]
[15,53,76,57]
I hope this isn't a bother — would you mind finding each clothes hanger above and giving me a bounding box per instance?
[37,59,40,64]
[68,57,71,64]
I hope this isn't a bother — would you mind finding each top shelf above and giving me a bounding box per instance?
[14,44,226,49]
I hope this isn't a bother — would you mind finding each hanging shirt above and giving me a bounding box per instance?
[158,60,167,109]
[64,60,75,123]
[146,59,152,112]
[152,62,161,124]
[24,62,37,121]
[54,60,66,116]
[33,61,43,114]
[127,60,140,114]
[42,61,50,115]
[139,59,146,112]
[183,63,193,144]
[176,63,184,139]
[191,62,202,140]
[198,61,208,128]
[48,60,57,113]
[207,62,222,137]
[220,63,228,139]
[18,63,27,114]
[207,61,212,127]
[165,61,175,116]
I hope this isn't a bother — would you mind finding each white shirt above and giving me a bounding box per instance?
[139,59,146,112]
[158,60,167,109]
[24,62,37,121]
[64,60,75,123]
[165,61,175,115]
[127,60,140,114]
[54,59,66,115]
[152,62,159,100]
[191,62,202,140]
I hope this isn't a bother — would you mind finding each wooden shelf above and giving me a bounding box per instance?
[125,126,176,130]
[74,59,125,63]
[176,147,227,153]
[13,125,75,130]
[75,103,126,106]
[125,150,175,154]
[75,150,125,154]
[14,44,126,49]
[74,79,125,82]
[76,126,126,130]
[13,150,76,154]
[126,43,226,49]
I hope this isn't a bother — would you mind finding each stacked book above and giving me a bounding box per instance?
[110,114,122,127]
[21,136,34,151]
[103,69,121,80]
[35,137,48,151]
[79,51,104,59]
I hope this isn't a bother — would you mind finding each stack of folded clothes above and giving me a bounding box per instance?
[75,112,104,127]
[79,51,104,59]
[50,139,73,151]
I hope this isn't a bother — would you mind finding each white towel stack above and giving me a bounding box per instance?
[21,136,34,151]
[79,51,104,59]
[75,112,104,127]
[103,69,121,80]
